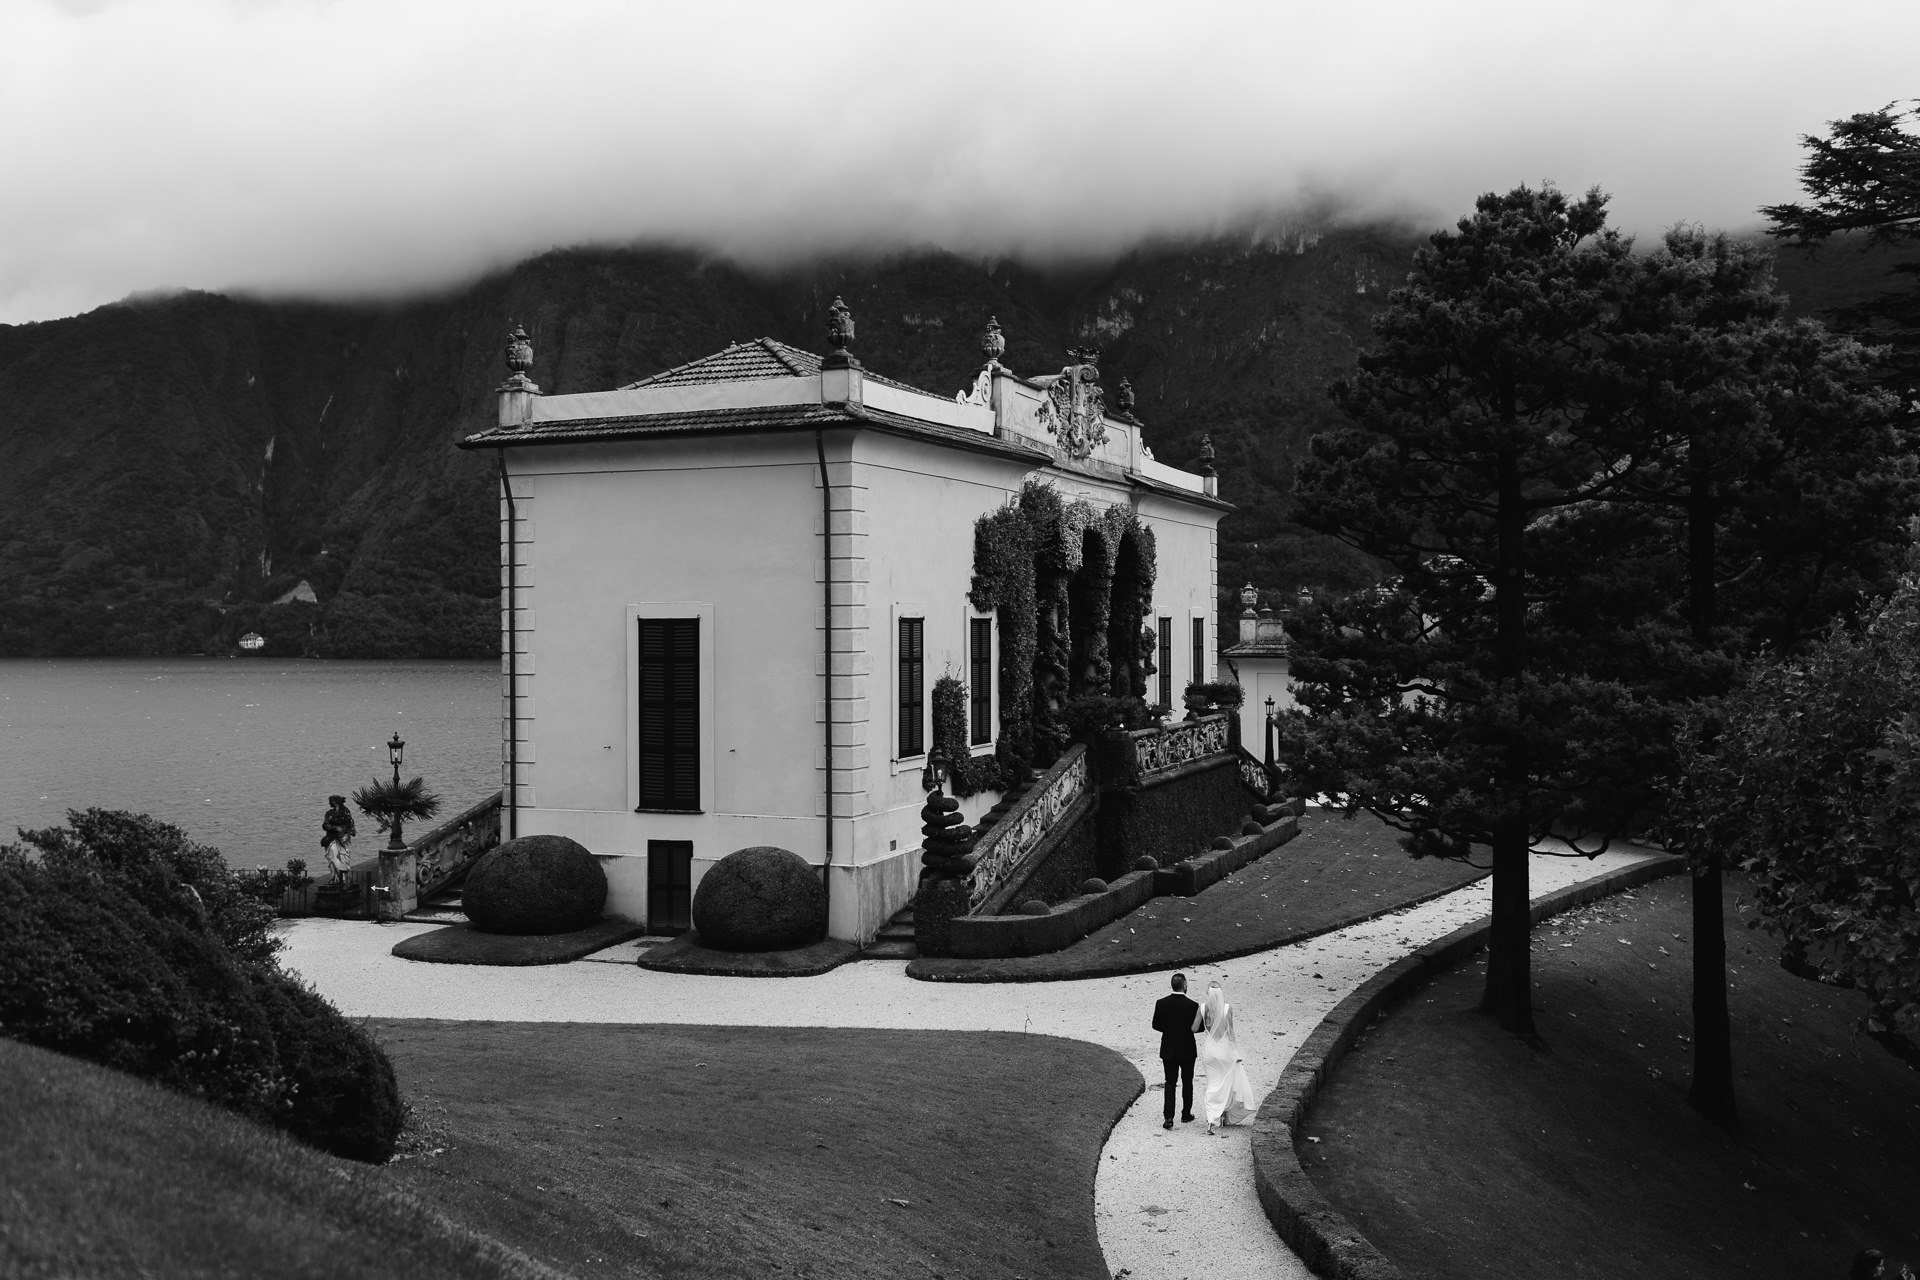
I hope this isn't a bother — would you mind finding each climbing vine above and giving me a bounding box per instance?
[930,674,998,797]
[970,479,1159,784]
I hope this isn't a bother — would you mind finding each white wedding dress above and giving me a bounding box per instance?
[1199,1000,1256,1127]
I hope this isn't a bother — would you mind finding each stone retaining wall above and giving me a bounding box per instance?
[1247,853,1687,1280]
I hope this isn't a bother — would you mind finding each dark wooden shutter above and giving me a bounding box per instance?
[969,617,993,745]
[898,616,925,757]
[638,618,699,810]
[1158,616,1173,707]
[1192,617,1206,687]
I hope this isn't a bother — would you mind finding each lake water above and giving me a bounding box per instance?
[0,658,500,870]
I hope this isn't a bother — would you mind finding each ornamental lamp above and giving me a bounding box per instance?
[387,732,405,772]
[920,749,951,796]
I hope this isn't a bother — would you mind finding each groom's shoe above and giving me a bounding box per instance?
[1180,1113,1195,1123]
[1162,1118,1173,1130]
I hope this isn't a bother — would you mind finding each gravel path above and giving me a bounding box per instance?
[281,842,1663,1280]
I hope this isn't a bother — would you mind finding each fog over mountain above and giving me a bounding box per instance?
[5,0,1916,325]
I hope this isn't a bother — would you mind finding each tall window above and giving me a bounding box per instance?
[1158,616,1173,707]
[898,616,925,757]
[969,616,993,745]
[637,618,699,810]
[1191,617,1206,687]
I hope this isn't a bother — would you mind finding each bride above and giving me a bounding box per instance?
[1194,981,1255,1134]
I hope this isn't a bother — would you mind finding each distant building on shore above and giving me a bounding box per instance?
[460,308,1229,942]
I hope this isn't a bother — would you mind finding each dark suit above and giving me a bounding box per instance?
[1152,992,1200,1122]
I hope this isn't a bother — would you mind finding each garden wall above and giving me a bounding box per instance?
[1107,755,1250,876]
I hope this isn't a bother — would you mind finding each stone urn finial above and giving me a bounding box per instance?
[981,316,1006,364]
[827,296,855,354]
[505,325,534,376]
[1199,433,1217,477]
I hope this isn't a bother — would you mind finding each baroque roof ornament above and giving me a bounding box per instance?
[1199,433,1217,476]
[827,296,855,354]
[1039,347,1108,461]
[505,325,534,376]
[981,316,1006,364]
[1115,376,1136,419]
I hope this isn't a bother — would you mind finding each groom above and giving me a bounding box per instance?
[1152,972,1200,1129]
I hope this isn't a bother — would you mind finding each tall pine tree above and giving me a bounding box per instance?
[1276,185,1663,1034]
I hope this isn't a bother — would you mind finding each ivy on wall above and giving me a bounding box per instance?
[931,674,999,797]
[971,479,1158,785]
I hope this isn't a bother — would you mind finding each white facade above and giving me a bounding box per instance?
[464,332,1228,943]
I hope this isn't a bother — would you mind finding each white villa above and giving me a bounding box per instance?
[459,305,1230,943]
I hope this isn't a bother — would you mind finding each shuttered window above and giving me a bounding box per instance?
[969,616,993,745]
[637,617,699,810]
[1158,616,1173,708]
[1192,617,1206,687]
[898,616,925,757]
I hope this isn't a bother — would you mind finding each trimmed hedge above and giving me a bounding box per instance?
[692,846,827,951]
[464,834,607,935]
[0,811,403,1163]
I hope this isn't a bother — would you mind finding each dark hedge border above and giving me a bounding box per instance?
[391,918,644,966]
[1247,853,1687,1280]
[908,811,1306,982]
[635,933,860,977]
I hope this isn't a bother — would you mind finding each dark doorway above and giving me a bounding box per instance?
[647,840,693,934]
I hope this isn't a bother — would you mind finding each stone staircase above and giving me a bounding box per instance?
[861,904,918,959]
[859,770,1041,961]
[403,886,469,925]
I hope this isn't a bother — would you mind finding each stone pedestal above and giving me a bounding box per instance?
[377,847,418,920]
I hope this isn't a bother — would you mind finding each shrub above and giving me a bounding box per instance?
[463,834,607,935]
[251,974,403,1163]
[1060,693,1154,746]
[692,847,826,951]
[0,814,403,1163]
[14,809,281,969]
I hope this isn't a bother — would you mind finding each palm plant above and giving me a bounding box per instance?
[351,776,443,850]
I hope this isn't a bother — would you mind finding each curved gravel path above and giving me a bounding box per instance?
[281,841,1662,1280]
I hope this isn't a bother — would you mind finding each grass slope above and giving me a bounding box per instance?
[0,1037,560,1280]
[911,808,1485,981]
[369,1020,1141,1280]
[1301,873,1920,1279]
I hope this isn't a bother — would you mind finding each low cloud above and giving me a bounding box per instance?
[3,0,1913,323]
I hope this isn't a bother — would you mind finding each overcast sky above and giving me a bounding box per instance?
[3,0,1914,325]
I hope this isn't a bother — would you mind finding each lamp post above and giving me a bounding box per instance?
[386,732,407,850]
[1264,696,1277,768]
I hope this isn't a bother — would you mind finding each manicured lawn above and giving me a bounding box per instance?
[1302,873,1920,1279]
[910,807,1486,981]
[370,1019,1141,1280]
[0,1038,555,1280]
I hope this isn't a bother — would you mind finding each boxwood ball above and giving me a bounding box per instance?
[464,834,607,935]
[692,846,827,951]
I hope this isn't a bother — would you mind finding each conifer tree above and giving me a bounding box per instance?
[1277,184,1663,1035]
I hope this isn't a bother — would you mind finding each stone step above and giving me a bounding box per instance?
[860,938,917,961]
[872,924,915,943]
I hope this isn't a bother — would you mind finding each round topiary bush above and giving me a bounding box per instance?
[1211,835,1236,850]
[1080,877,1109,894]
[1133,855,1160,872]
[464,835,607,936]
[691,846,826,951]
[1018,899,1052,915]
[1242,820,1266,835]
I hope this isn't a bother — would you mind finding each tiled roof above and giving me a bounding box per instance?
[619,338,818,388]
[619,337,933,396]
